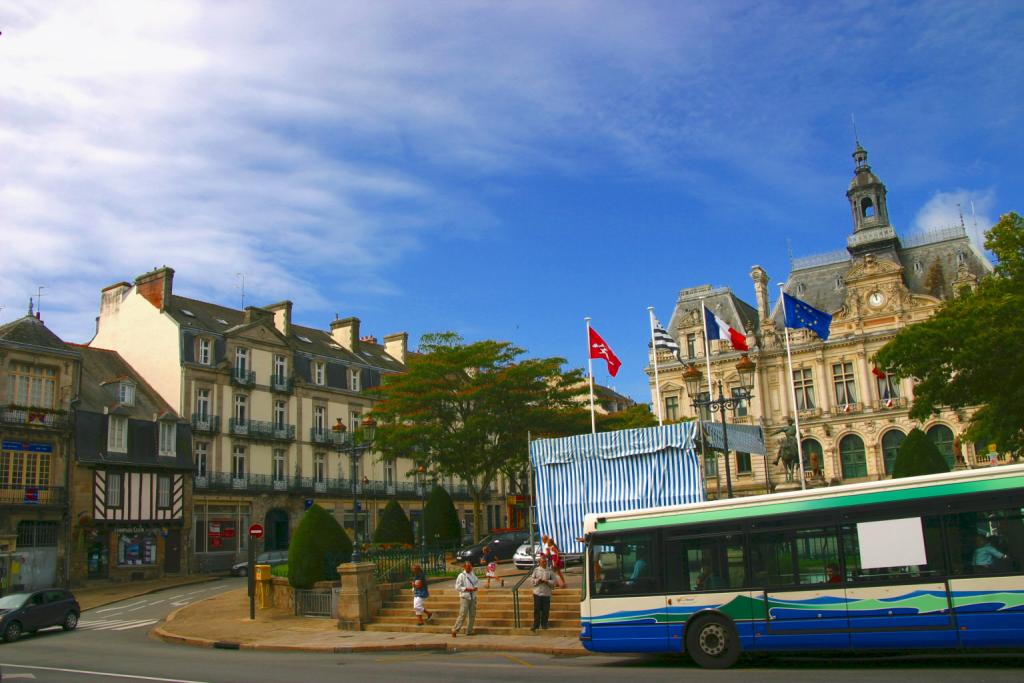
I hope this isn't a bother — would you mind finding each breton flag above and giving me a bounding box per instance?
[651,316,680,360]
[703,306,749,351]
[588,326,622,377]
[782,292,833,341]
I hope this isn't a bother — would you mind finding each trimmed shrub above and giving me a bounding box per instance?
[892,428,951,478]
[423,485,461,545]
[288,503,352,588]
[373,499,415,545]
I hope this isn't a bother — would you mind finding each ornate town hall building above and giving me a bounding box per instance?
[649,144,995,497]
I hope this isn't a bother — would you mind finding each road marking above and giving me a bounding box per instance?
[170,600,191,607]
[147,599,166,605]
[95,600,146,613]
[501,653,535,667]
[77,618,159,631]
[0,664,211,682]
[1,674,36,679]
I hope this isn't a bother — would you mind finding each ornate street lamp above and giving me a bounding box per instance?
[332,416,377,562]
[683,354,757,499]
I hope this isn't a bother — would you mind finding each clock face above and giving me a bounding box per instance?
[868,291,885,308]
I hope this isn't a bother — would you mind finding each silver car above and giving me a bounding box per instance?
[513,542,542,570]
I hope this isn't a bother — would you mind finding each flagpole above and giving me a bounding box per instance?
[699,300,714,390]
[585,317,596,434]
[648,307,664,426]
[778,285,807,490]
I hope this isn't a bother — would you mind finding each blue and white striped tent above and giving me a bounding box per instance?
[530,422,704,555]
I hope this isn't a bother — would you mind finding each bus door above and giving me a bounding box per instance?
[840,516,957,649]
[944,506,1024,648]
[664,532,755,652]
[587,532,667,652]
[750,526,851,651]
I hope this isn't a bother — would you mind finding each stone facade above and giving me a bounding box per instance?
[649,145,996,498]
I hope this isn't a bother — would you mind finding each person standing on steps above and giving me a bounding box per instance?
[451,561,479,637]
[530,554,556,632]
[411,563,433,626]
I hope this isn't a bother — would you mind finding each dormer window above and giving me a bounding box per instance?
[956,250,965,266]
[198,337,212,365]
[835,275,844,290]
[159,420,177,457]
[313,361,325,386]
[119,382,135,406]
[108,415,128,453]
[914,260,923,274]
[350,368,361,392]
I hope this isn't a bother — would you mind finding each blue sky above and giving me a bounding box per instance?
[2,1,1022,405]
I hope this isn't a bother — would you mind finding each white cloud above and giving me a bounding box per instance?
[912,188,996,251]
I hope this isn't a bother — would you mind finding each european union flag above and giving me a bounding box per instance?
[783,292,832,341]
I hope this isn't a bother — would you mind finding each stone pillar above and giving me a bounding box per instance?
[336,561,380,630]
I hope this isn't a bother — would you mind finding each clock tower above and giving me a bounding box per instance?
[845,143,900,260]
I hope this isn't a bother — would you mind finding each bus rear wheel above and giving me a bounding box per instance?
[686,614,740,669]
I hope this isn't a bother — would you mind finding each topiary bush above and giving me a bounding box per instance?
[373,499,415,545]
[892,428,951,478]
[288,503,352,588]
[423,484,461,546]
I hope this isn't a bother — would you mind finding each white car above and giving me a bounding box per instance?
[513,542,542,570]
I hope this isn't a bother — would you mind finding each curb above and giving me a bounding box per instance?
[81,574,227,611]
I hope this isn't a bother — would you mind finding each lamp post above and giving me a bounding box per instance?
[683,354,756,499]
[415,464,427,547]
[331,416,377,562]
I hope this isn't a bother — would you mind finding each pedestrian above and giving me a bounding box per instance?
[451,561,479,637]
[546,537,567,588]
[411,563,433,626]
[484,547,499,588]
[530,554,556,632]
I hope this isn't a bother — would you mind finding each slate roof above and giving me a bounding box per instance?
[167,294,404,373]
[772,225,993,324]
[0,314,79,357]
[70,344,179,420]
[668,285,758,338]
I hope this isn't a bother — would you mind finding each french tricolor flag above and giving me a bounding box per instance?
[703,305,749,351]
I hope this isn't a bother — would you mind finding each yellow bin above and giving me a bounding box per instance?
[254,564,272,608]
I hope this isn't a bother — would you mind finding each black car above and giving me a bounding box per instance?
[0,588,80,643]
[454,530,530,566]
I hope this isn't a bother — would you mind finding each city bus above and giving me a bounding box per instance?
[579,464,1024,668]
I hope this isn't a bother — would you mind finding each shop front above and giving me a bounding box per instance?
[85,523,184,583]
[192,500,251,573]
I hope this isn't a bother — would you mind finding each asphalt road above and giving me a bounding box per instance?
[1,578,1023,682]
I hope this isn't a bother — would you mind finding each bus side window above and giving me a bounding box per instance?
[749,532,794,586]
[949,506,1022,575]
[665,535,744,592]
[842,516,944,582]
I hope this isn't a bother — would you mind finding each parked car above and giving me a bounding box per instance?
[0,588,80,643]
[231,550,289,576]
[454,530,529,566]
[513,542,542,570]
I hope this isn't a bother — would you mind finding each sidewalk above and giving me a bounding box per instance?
[76,573,226,611]
[154,586,590,656]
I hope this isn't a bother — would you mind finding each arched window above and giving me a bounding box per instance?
[927,424,955,468]
[839,434,867,479]
[801,438,823,473]
[881,429,906,475]
[861,197,875,218]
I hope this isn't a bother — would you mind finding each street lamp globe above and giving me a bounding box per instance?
[735,354,756,394]
[683,364,704,398]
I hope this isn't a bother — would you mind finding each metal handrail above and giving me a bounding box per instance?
[510,570,533,629]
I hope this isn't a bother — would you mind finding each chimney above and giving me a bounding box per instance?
[264,301,293,337]
[243,306,273,325]
[330,317,360,351]
[383,332,408,365]
[134,267,175,312]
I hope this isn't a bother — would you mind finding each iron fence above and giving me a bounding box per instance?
[365,543,456,584]
[294,588,334,618]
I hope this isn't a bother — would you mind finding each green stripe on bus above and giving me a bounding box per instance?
[596,475,1024,532]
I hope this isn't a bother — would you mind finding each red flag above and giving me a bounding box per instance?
[871,366,886,379]
[588,326,621,377]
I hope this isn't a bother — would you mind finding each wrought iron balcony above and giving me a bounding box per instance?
[191,413,221,434]
[0,484,66,505]
[189,471,474,500]
[231,368,256,386]
[270,374,293,393]
[1,406,71,430]
[309,428,334,444]
[228,418,295,441]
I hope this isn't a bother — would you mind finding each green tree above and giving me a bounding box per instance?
[287,503,352,588]
[891,428,950,478]
[598,404,659,431]
[423,484,461,546]
[373,498,415,545]
[372,332,586,541]
[875,212,1024,456]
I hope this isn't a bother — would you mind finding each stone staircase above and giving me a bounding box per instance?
[366,585,582,638]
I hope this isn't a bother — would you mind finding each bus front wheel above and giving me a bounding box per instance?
[685,614,740,669]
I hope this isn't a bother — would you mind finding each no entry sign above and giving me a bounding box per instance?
[248,523,264,539]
